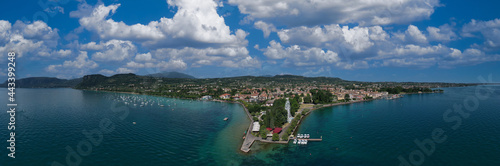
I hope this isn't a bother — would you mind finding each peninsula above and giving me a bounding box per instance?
[68,73,475,152]
[9,73,475,152]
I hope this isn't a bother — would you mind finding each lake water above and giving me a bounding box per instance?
[0,86,499,165]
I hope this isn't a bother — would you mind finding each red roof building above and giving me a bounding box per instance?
[219,93,231,99]
[273,128,282,134]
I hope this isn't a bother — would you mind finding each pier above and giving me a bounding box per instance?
[240,123,257,153]
[292,135,323,142]
[240,102,257,153]
[305,138,323,141]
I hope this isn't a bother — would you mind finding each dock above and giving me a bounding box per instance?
[240,103,256,153]
[240,120,258,152]
[306,138,323,141]
[291,136,323,142]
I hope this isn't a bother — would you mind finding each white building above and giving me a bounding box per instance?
[252,122,260,132]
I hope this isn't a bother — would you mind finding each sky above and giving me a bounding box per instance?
[0,0,499,83]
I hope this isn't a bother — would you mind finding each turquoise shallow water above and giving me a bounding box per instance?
[1,86,499,165]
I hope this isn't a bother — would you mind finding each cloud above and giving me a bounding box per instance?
[0,20,12,45]
[152,46,259,68]
[341,26,375,52]
[427,24,457,42]
[81,40,137,62]
[374,44,448,68]
[0,20,63,59]
[266,22,500,69]
[439,48,500,68]
[13,20,60,47]
[380,57,437,68]
[44,6,65,14]
[98,69,115,76]
[98,67,138,76]
[0,34,44,58]
[275,24,462,61]
[38,49,72,57]
[70,1,94,18]
[221,56,261,68]
[404,25,428,44]
[69,0,258,72]
[46,51,98,78]
[277,24,388,55]
[75,1,248,48]
[462,19,500,50]
[377,44,449,58]
[125,59,188,71]
[228,0,441,27]
[263,40,340,67]
[134,52,153,62]
[254,21,276,38]
[116,67,135,74]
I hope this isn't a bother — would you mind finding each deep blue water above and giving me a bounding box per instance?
[0,86,499,166]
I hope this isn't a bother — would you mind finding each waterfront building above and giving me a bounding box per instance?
[252,122,260,133]
[201,95,212,100]
[219,93,231,99]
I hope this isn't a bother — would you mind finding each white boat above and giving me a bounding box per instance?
[293,139,297,144]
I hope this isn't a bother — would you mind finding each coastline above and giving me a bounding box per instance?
[76,88,442,153]
[239,99,376,153]
[239,91,444,152]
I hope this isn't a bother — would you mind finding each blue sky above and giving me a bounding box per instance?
[0,0,499,83]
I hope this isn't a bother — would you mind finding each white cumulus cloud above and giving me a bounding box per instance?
[46,51,98,78]
[254,21,277,38]
[263,40,340,67]
[80,40,137,62]
[75,1,248,48]
[229,0,441,27]
[462,19,500,50]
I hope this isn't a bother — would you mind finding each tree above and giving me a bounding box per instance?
[247,104,261,113]
[230,89,237,96]
[260,128,267,139]
[304,94,312,103]
[282,133,289,141]
[310,89,333,104]
[253,116,259,121]
[344,94,350,102]
[272,133,280,141]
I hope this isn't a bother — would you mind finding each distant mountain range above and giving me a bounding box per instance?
[1,72,196,88]
[145,71,196,79]
[0,77,82,88]
[0,72,477,89]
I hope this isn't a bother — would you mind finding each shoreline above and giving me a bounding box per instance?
[76,88,442,153]
[239,99,377,153]
[240,91,445,152]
